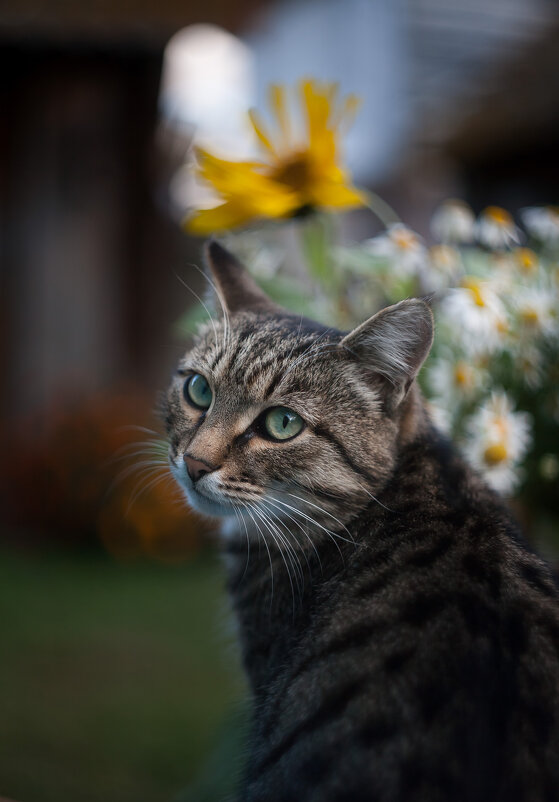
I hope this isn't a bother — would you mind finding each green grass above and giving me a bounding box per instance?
[0,546,245,802]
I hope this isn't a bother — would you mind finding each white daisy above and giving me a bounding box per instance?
[364,224,427,278]
[513,287,556,339]
[431,199,475,245]
[428,354,483,403]
[463,392,532,494]
[423,245,462,291]
[427,400,452,434]
[513,344,545,390]
[521,206,559,246]
[440,277,508,354]
[474,206,520,249]
[512,247,539,278]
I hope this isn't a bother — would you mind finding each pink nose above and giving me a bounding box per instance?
[184,454,215,483]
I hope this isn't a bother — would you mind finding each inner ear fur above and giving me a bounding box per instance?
[204,240,282,316]
[340,299,434,406]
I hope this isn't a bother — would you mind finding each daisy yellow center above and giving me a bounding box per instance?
[520,308,540,326]
[461,278,486,307]
[515,248,537,272]
[430,245,455,267]
[483,442,508,466]
[484,206,512,226]
[391,229,418,251]
[453,362,472,388]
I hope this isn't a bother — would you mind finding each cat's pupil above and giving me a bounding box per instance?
[282,415,289,429]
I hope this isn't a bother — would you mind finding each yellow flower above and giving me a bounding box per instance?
[185,80,367,235]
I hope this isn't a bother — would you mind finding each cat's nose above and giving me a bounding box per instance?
[184,454,215,483]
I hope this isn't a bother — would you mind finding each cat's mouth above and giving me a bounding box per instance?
[169,461,238,517]
[187,483,238,517]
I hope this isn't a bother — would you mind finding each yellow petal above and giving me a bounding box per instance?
[248,109,276,154]
[184,201,254,235]
[301,80,331,146]
[269,84,290,144]
[336,93,361,131]
[308,180,367,209]
[195,148,265,194]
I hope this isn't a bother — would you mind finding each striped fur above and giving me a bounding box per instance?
[163,244,559,802]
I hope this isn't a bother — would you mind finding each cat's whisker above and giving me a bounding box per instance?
[232,502,252,585]
[354,480,399,514]
[261,501,311,578]
[284,314,305,364]
[185,260,232,353]
[110,447,168,465]
[267,495,345,561]
[174,269,221,348]
[251,506,300,608]
[261,497,322,575]
[263,508,306,592]
[109,460,169,496]
[284,491,355,543]
[126,470,175,515]
[245,505,275,607]
[105,439,168,471]
[116,424,162,437]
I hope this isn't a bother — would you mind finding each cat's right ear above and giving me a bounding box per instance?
[204,240,281,316]
[340,299,434,408]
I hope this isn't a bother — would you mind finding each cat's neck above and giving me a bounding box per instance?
[221,415,469,696]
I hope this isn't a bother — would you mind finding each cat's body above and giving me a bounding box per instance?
[164,242,559,802]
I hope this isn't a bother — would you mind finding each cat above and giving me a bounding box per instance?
[163,240,559,802]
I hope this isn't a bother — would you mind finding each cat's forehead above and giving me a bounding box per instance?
[182,313,341,400]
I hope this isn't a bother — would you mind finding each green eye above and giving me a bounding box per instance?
[264,407,304,441]
[185,373,212,410]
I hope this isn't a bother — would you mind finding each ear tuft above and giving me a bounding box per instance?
[340,299,434,405]
[204,239,281,316]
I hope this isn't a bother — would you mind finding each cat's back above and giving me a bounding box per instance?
[245,439,559,802]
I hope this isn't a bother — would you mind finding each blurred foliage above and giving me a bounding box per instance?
[0,388,211,559]
[0,546,244,802]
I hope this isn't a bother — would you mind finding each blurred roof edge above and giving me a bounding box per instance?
[0,0,267,50]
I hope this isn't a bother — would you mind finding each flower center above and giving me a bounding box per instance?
[271,154,313,191]
[453,361,471,387]
[391,230,417,250]
[461,278,486,307]
[483,442,508,466]
[485,206,512,226]
[515,248,537,273]
[430,244,456,268]
[520,308,539,326]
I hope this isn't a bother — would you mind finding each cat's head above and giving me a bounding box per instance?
[164,241,433,534]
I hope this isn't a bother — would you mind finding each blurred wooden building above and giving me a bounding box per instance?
[0,0,263,424]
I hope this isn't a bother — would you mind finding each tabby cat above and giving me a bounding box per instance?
[163,241,559,802]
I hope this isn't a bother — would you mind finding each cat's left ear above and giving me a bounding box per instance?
[204,240,281,316]
[340,299,434,407]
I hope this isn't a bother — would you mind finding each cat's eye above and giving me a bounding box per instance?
[184,373,213,410]
[264,407,304,441]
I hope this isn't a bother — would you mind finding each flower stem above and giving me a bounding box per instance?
[362,190,400,228]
